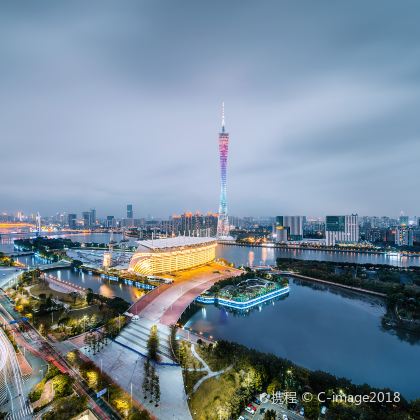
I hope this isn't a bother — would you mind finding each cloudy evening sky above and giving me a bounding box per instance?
[1,1,420,218]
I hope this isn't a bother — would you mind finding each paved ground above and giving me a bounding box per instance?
[241,400,304,420]
[0,267,21,289]
[81,339,192,420]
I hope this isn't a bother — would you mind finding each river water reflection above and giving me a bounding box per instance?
[1,233,419,399]
[185,278,420,400]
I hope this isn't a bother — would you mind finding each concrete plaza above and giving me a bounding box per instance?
[82,339,192,420]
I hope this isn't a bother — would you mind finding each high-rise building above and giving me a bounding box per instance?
[68,213,77,229]
[127,204,133,219]
[399,214,409,226]
[325,214,359,246]
[170,212,218,237]
[90,209,96,227]
[275,216,304,241]
[106,216,115,228]
[216,103,230,238]
[395,226,413,246]
[82,211,91,228]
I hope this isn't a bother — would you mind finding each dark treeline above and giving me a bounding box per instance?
[201,340,419,420]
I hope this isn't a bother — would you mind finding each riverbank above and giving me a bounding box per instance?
[220,240,420,257]
[183,276,420,401]
[186,339,419,419]
[288,272,386,297]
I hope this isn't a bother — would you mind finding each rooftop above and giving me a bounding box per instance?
[135,236,216,252]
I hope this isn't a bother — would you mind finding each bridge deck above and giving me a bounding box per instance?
[130,263,243,325]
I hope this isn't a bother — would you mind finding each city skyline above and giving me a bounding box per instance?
[2,1,420,216]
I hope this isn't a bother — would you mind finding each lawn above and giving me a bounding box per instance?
[179,340,204,369]
[189,370,240,420]
[183,370,208,395]
[196,344,231,372]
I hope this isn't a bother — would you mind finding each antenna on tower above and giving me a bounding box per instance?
[221,101,225,132]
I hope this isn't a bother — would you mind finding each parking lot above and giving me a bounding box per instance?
[239,400,304,420]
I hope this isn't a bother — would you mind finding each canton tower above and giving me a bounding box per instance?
[216,102,230,238]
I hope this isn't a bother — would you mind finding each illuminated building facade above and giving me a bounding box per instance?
[129,237,217,275]
[103,251,112,268]
[217,103,230,238]
[325,214,359,246]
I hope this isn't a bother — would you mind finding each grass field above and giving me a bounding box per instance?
[189,370,240,420]
[196,345,231,372]
[183,370,208,395]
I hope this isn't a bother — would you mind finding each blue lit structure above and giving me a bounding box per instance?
[196,285,290,310]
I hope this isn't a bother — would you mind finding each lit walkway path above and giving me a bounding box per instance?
[190,344,232,393]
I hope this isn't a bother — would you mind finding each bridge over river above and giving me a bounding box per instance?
[129,262,243,325]
[112,263,242,367]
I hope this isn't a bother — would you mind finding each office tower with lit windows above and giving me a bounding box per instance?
[325,214,359,246]
[68,213,77,229]
[127,204,133,219]
[275,216,304,241]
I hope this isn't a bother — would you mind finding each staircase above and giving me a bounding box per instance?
[114,318,175,364]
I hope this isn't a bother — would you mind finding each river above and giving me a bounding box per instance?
[2,232,420,267]
[1,232,419,399]
[184,278,420,400]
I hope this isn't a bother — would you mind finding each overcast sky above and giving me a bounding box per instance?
[1,1,420,218]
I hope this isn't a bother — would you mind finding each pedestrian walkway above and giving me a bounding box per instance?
[190,344,232,392]
[82,338,192,420]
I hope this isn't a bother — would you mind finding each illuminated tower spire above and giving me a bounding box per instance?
[221,101,225,132]
[216,102,230,238]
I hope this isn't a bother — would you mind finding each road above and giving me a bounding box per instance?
[0,290,119,420]
[0,329,32,419]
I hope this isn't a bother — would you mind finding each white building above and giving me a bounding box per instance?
[325,214,359,246]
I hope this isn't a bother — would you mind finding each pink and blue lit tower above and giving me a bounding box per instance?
[217,103,230,238]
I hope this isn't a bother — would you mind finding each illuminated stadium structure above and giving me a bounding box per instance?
[128,237,217,275]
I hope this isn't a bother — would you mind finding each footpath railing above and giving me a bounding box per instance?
[40,273,86,294]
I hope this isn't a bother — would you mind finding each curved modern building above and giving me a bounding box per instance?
[128,236,217,275]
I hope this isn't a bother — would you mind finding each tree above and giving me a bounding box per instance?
[303,397,320,420]
[142,358,151,400]
[153,371,160,407]
[86,288,94,305]
[410,399,420,420]
[147,325,160,362]
[263,409,277,420]
[267,378,282,396]
[149,364,156,403]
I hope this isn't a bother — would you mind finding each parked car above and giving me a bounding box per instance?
[259,393,268,402]
[282,415,288,420]
[245,404,256,414]
[253,397,261,405]
[299,408,305,416]
[238,417,246,420]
